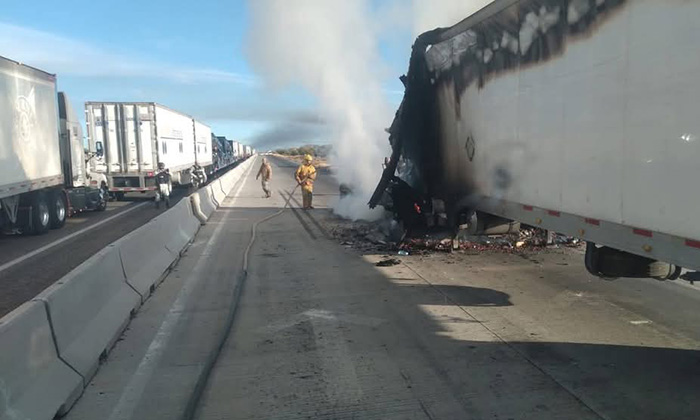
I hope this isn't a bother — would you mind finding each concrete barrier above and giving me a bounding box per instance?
[0,301,83,419]
[190,193,207,224]
[119,217,179,300]
[220,169,236,195]
[161,199,200,256]
[0,159,259,420]
[220,157,253,196]
[197,187,217,219]
[210,180,226,206]
[35,244,141,383]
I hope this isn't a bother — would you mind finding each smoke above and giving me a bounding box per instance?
[246,0,492,220]
[246,0,391,220]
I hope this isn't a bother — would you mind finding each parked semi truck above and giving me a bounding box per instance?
[0,56,107,235]
[85,102,213,199]
[371,0,700,280]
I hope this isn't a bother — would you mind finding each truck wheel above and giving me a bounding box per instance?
[585,242,678,280]
[30,193,51,235]
[113,192,125,201]
[49,191,67,229]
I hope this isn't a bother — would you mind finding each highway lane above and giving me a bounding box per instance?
[0,163,242,318]
[66,155,700,420]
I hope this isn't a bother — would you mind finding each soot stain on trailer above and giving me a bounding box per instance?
[427,0,628,103]
[370,0,629,224]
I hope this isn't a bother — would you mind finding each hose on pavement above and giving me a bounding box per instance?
[180,180,301,420]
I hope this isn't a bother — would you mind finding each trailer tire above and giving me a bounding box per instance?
[49,191,67,229]
[113,192,125,201]
[586,242,678,280]
[29,192,51,235]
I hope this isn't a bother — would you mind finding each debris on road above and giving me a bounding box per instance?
[375,258,401,267]
[321,212,582,256]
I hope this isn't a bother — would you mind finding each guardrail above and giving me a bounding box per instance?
[0,157,255,419]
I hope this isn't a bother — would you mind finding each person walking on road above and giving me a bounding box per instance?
[256,157,272,198]
[295,154,317,209]
[154,162,172,209]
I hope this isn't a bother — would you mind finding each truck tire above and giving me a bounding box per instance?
[96,198,107,212]
[30,192,51,235]
[585,242,679,280]
[49,191,67,229]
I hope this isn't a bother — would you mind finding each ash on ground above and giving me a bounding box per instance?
[321,212,582,255]
[322,214,400,253]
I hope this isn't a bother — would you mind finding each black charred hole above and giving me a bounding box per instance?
[493,166,512,191]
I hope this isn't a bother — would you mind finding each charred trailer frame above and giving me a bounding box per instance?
[370,0,700,281]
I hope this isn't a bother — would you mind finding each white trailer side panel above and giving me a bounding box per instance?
[232,141,239,158]
[193,120,213,167]
[0,57,62,198]
[433,0,700,242]
[154,105,196,173]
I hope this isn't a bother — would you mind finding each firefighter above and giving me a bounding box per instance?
[155,162,171,209]
[256,157,272,198]
[295,154,317,209]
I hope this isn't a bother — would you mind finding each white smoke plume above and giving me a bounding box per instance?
[246,0,391,220]
[246,0,492,220]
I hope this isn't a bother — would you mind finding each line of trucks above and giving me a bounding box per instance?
[0,55,255,234]
[371,0,700,281]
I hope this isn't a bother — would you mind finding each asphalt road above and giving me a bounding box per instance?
[0,163,240,318]
[66,155,700,420]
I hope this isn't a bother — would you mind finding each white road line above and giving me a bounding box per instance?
[106,164,255,420]
[0,202,148,274]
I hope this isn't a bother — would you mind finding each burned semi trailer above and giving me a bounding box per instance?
[371,0,700,280]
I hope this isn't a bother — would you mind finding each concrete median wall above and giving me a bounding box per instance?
[0,156,256,420]
[196,187,217,219]
[35,245,141,383]
[210,179,226,206]
[119,213,180,299]
[162,199,201,256]
[0,301,83,419]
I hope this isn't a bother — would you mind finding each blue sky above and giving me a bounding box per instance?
[0,0,415,148]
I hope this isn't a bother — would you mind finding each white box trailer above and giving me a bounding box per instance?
[0,59,63,196]
[231,141,240,160]
[86,102,209,197]
[0,56,107,234]
[372,0,700,279]
[194,120,213,168]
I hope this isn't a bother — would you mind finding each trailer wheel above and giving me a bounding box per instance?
[585,242,679,280]
[29,192,50,235]
[49,191,67,229]
[96,198,107,212]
